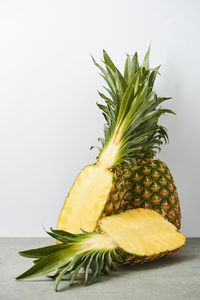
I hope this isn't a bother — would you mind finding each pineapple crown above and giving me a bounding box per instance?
[91,47,175,167]
[16,228,121,291]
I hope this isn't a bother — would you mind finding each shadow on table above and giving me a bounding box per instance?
[18,246,195,293]
[58,250,195,292]
[120,253,194,272]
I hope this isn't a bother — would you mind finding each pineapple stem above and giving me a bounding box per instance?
[98,127,122,168]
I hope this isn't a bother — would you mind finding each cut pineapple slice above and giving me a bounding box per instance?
[99,208,185,256]
[57,164,113,233]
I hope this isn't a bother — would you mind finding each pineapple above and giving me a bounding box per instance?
[57,48,181,234]
[17,208,185,290]
[16,49,185,292]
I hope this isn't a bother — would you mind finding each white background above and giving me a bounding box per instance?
[0,0,199,237]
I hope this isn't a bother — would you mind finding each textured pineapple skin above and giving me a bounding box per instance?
[118,245,184,265]
[100,159,181,229]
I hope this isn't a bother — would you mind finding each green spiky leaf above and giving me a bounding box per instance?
[91,48,174,167]
[16,228,119,291]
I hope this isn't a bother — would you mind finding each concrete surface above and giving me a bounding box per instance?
[0,237,199,300]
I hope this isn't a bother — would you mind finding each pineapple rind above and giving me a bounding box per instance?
[100,158,181,229]
[118,245,184,265]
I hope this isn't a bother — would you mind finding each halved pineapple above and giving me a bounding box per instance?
[17,208,185,290]
[57,49,181,234]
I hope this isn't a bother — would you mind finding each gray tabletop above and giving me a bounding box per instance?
[0,237,199,300]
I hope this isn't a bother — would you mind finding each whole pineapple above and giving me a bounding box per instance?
[57,48,181,234]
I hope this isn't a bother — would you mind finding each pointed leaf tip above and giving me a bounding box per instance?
[143,45,151,69]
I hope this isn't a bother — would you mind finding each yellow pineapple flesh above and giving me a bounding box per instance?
[99,208,185,258]
[57,164,113,233]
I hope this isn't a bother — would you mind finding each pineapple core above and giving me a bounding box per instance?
[99,209,185,256]
[57,164,113,233]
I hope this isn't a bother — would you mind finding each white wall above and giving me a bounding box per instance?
[0,0,199,237]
